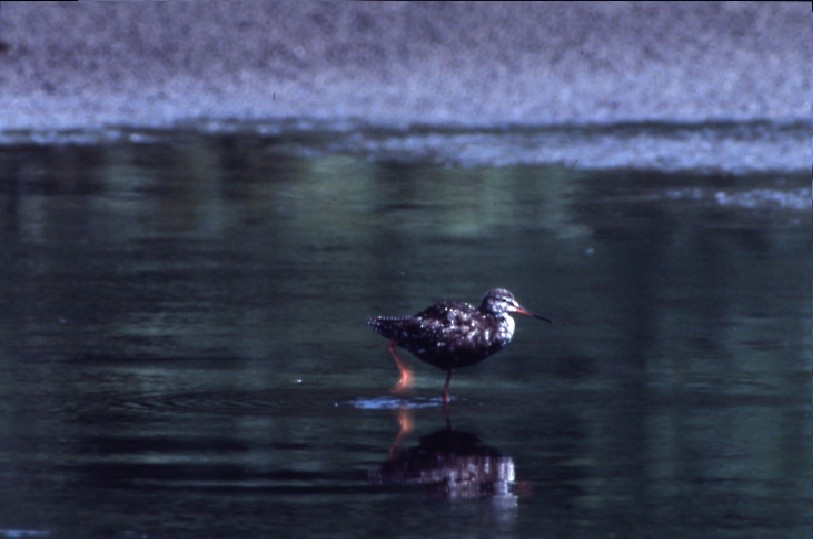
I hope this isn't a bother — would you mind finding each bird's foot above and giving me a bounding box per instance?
[387,339,413,394]
[389,368,413,394]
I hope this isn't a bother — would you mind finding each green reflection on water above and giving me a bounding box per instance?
[0,132,809,536]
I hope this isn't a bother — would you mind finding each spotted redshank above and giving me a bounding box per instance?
[367,288,554,402]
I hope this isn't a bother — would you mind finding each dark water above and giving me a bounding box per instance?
[0,128,809,537]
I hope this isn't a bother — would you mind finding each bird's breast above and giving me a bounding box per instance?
[495,315,515,346]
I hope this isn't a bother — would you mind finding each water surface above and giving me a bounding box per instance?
[0,124,809,537]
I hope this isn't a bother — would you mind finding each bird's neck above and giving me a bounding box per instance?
[495,313,515,344]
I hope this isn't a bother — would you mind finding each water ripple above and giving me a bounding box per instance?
[1,119,808,173]
[338,396,448,410]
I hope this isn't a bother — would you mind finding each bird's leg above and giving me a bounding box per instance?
[442,401,452,430]
[387,339,413,394]
[441,369,452,404]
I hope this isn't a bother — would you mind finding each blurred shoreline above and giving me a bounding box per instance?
[0,1,809,130]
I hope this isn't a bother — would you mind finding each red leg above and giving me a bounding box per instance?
[388,405,414,460]
[441,369,452,404]
[387,339,413,394]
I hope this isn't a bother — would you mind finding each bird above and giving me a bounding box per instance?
[366,288,554,403]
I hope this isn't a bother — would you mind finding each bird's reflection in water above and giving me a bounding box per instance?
[370,407,524,500]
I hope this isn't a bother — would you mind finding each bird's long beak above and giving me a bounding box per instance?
[514,305,555,325]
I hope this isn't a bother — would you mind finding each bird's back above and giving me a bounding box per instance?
[367,301,509,369]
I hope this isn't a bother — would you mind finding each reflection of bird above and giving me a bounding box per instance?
[369,427,520,498]
[367,288,554,402]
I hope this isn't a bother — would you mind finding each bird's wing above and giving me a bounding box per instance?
[401,302,484,353]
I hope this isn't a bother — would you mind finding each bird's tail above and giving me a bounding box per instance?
[366,315,411,340]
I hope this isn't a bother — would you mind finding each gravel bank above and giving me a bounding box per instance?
[0,1,809,130]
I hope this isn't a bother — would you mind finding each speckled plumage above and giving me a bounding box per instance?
[367,288,553,372]
[368,300,512,370]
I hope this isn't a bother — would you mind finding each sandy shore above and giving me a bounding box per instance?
[0,1,809,130]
